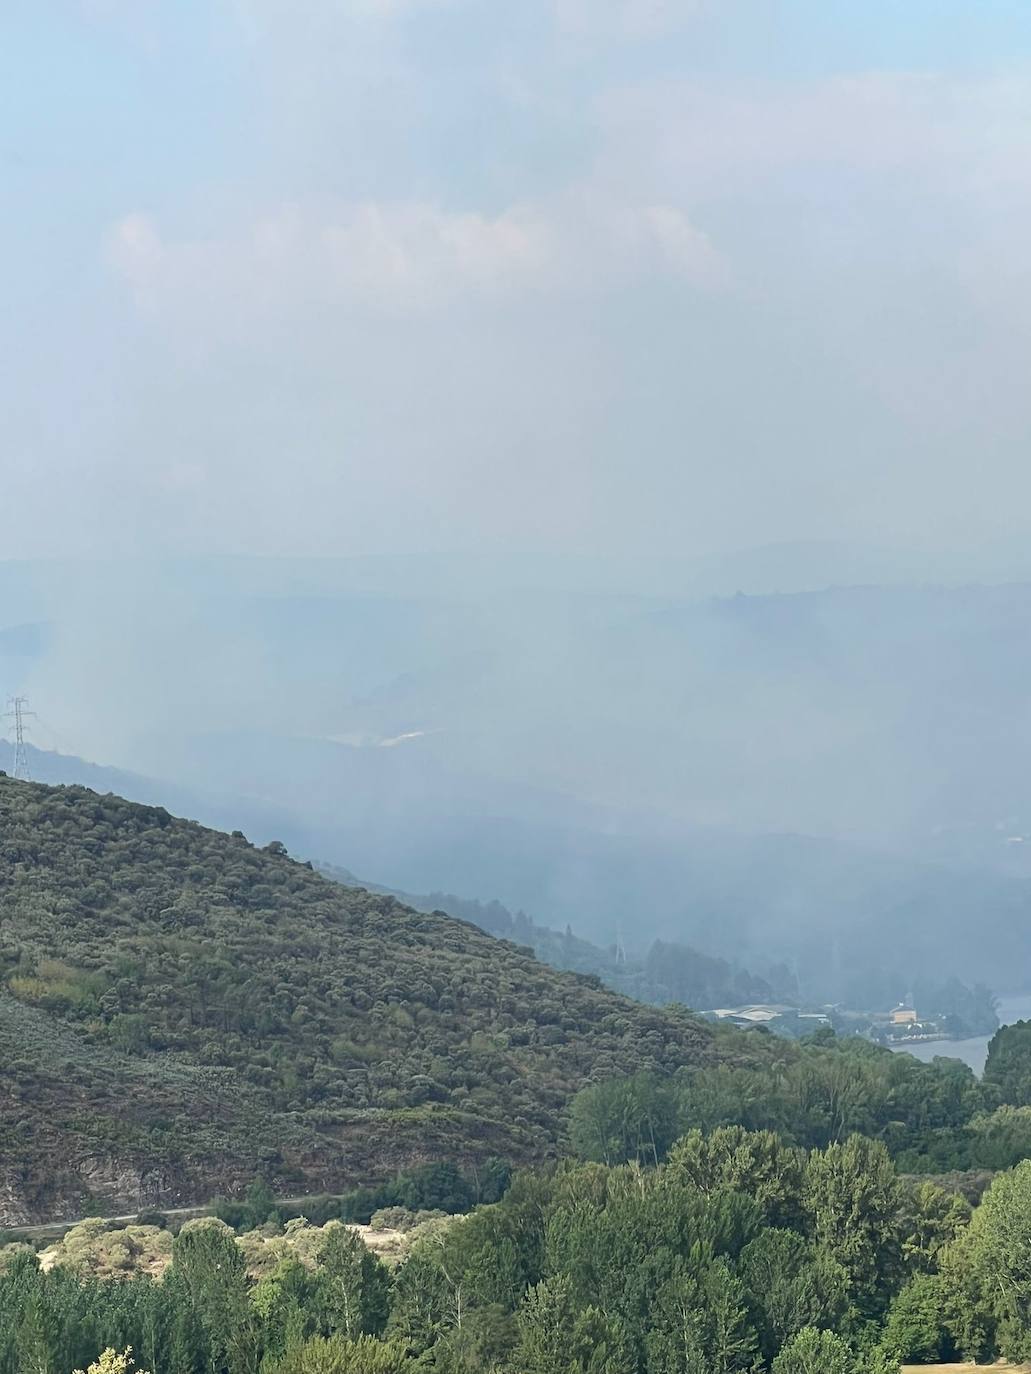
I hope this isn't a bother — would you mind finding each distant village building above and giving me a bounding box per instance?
[709,1004,792,1026]
[890,1004,918,1025]
[704,1004,830,1034]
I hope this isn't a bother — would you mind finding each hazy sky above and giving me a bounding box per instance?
[5,1,1031,563]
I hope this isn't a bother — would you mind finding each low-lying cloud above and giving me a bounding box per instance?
[109,191,726,323]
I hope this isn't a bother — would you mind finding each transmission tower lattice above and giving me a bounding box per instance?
[4,696,35,781]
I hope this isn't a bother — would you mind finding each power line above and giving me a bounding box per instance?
[614,922,626,966]
[4,696,36,781]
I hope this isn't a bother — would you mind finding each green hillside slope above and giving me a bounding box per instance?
[0,780,725,1225]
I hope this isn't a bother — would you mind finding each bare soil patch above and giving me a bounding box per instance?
[902,1365,1031,1373]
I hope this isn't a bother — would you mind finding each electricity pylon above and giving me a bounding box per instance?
[4,696,35,780]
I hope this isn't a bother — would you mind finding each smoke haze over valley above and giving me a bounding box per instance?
[7,552,1031,1004]
[6,1,1031,1032]
[15,10,1031,1373]
[6,0,1031,1110]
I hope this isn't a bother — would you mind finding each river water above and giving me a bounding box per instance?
[886,994,1031,1075]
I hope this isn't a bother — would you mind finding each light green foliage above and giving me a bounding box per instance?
[665,1125,804,1226]
[898,1179,970,1273]
[252,1256,319,1363]
[267,1334,413,1373]
[73,1350,151,1374]
[802,1136,904,1318]
[771,1326,856,1374]
[48,1219,173,1279]
[173,1218,260,1374]
[237,1217,324,1278]
[0,1242,35,1273]
[861,1351,902,1374]
[965,1103,1031,1170]
[940,1157,1031,1362]
[0,1064,1016,1374]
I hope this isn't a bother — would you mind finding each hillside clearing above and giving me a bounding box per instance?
[902,1366,1031,1372]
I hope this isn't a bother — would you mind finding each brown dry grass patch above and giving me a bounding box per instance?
[902,1365,1031,1373]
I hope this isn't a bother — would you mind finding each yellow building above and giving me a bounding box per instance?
[890,1004,917,1026]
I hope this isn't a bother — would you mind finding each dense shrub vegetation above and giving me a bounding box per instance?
[211,1161,511,1233]
[0,780,732,1221]
[376,877,998,1033]
[316,866,802,1013]
[10,1126,1031,1374]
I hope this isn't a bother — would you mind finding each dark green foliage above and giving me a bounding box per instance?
[984,1019,1031,1105]
[255,1159,511,1230]
[645,1257,757,1374]
[213,1179,281,1233]
[880,1273,955,1363]
[516,1275,634,1374]
[898,1180,970,1274]
[394,1163,474,1214]
[962,1105,1031,1170]
[253,1258,321,1365]
[0,779,720,1219]
[738,1229,848,1360]
[472,1157,512,1205]
[135,1211,169,1231]
[567,1073,680,1166]
[172,1220,260,1374]
[316,1224,390,1340]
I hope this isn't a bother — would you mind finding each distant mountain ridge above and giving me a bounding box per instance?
[5,740,1031,1004]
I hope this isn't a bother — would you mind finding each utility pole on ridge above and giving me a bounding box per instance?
[4,696,35,781]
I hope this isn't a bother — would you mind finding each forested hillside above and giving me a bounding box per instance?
[0,780,728,1225]
[315,863,800,1012]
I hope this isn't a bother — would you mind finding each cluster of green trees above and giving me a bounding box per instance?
[12,1126,1031,1373]
[0,1215,392,1374]
[568,1029,1031,1173]
[212,1162,512,1233]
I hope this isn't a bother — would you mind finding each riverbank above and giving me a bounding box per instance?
[888,994,1031,1075]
